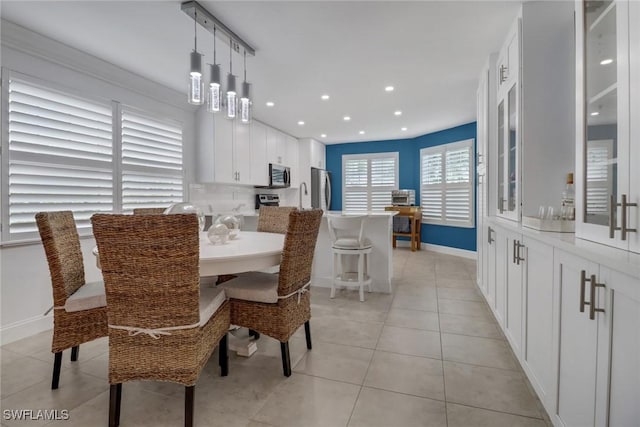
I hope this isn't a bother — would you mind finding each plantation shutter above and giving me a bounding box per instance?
[120,108,184,212]
[7,78,113,239]
[343,153,398,211]
[585,140,613,216]
[420,139,474,227]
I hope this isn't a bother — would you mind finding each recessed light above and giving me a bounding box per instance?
[394,110,402,116]
[320,134,327,138]
[591,111,600,116]
[266,101,275,107]
[321,94,330,100]
[600,58,613,65]
[385,86,394,92]
[401,127,407,131]
[298,121,305,126]
[343,116,351,121]
[359,130,365,135]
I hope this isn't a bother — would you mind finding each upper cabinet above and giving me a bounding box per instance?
[266,127,287,166]
[576,0,640,253]
[494,3,575,222]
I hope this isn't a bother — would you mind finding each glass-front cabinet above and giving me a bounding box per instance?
[576,0,639,252]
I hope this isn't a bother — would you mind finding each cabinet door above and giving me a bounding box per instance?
[553,250,599,427]
[576,0,631,250]
[522,237,554,410]
[494,228,507,326]
[310,139,325,169]
[596,267,640,426]
[251,122,268,186]
[505,231,523,355]
[233,121,251,184]
[496,82,519,221]
[628,0,640,253]
[213,114,235,184]
[485,225,497,308]
[286,136,299,187]
[266,128,286,165]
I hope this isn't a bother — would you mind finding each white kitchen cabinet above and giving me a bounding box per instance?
[553,249,640,427]
[521,236,554,411]
[266,127,287,166]
[494,225,508,327]
[250,121,268,187]
[212,113,235,184]
[286,135,299,187]
[233,120,252,184]
[576,0,640,253]
[504,229,524,355]
[484,225,497,309]
[495,2,575,222]
[310,139,325,170]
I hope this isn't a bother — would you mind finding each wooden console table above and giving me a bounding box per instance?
[385,206,422,252]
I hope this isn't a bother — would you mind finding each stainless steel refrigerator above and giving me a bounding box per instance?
[311,167,331,211]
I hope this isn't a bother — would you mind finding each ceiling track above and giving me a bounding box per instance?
[180,1,255,56]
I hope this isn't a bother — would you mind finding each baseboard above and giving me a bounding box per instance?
[395,241,477,259]
[0,314,52,345]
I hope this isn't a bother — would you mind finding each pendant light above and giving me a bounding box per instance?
[188,10,204,105]
[240,50,252,124]
[207,27,222,113]
[226,37,237,119]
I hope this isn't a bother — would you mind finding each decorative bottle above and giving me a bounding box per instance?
[561,173,575,220]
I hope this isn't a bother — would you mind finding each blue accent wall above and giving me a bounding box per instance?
[326,122,477,252]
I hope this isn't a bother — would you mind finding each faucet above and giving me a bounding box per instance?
[299,182,308,209]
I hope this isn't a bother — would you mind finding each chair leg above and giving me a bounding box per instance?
[358,253,365,302]
[249,329,260,340]
[184,386,194,427]
[218,334,229,377]
[330,252,337,298]
[280,342,292,377]
[109,383,122,427]
[366,253,372,293]
[304,320,312,350]
[70,345,79,361]
[51,352,62,389]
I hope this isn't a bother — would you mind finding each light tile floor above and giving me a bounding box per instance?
[1,248,551,426]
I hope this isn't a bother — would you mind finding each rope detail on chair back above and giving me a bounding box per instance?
[278,209,323,296]
[257,206,298,234]
[132,207,166,215]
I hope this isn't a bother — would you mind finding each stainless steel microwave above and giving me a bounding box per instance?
[268,163,291,188]
[391,189,415,206]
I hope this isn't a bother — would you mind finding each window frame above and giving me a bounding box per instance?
[342,151,399,212]
[420,139,475,228]
[1,70,185,243]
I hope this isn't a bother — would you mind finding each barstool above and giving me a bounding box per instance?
[327,215,372,302]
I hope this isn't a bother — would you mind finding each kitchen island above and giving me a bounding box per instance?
[242,210,398,293]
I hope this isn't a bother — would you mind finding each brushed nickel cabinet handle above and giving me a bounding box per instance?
[580,270,591,313]
[621,194,638,240]
[589,275,606,320]
[487,227,495,245]
[512,239,517,264]
[516,241,525,264]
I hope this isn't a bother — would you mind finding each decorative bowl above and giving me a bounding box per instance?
[207,223,230,244]
[164,202,205,231]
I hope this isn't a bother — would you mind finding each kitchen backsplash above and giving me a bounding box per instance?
[189,183,299,214]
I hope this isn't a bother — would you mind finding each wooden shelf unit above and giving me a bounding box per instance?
[385,206,422,252]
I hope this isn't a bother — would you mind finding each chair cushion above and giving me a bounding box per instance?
[199,287,227,326]
[333,237,372,250]
[64,281,107,312]
[219,272,279,304]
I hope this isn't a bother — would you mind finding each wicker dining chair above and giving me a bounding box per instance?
[220,209,323,376]
[132,207,166,215]
[35,211,108,390]
[91,213,230,427]
[256,206,298,234]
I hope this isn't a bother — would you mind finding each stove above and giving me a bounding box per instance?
[255,194,280,209]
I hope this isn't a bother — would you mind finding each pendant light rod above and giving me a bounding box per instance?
[181,1,255,56]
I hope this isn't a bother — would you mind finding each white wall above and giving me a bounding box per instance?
[0,20,196,344]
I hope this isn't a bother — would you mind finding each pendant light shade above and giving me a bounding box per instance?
[240,50,252,123]
[226,72,237,119]
[207,27,222,113]
[188,11,204,105]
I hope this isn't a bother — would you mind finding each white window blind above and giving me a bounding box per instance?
[343,152,398,212]
[121,108,183,212]
[585,140,613,217]
[420,139,474,228]
[7,78,113,239]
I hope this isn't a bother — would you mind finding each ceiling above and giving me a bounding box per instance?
[0,0,522,144]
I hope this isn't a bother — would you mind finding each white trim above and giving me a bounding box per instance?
[0,314,53,345]
[395,240,477,259]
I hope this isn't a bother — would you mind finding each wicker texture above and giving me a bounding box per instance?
[132,207,166,215]
[91,213,230,386]
[36,211,108,354]
[229,209,322,342]
[256,206,298,234]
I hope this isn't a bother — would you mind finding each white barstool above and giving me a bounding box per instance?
[327,215,372,302]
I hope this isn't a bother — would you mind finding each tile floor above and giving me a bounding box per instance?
[0,248,551,426]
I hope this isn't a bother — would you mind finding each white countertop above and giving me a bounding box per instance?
[325,210,398,217]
